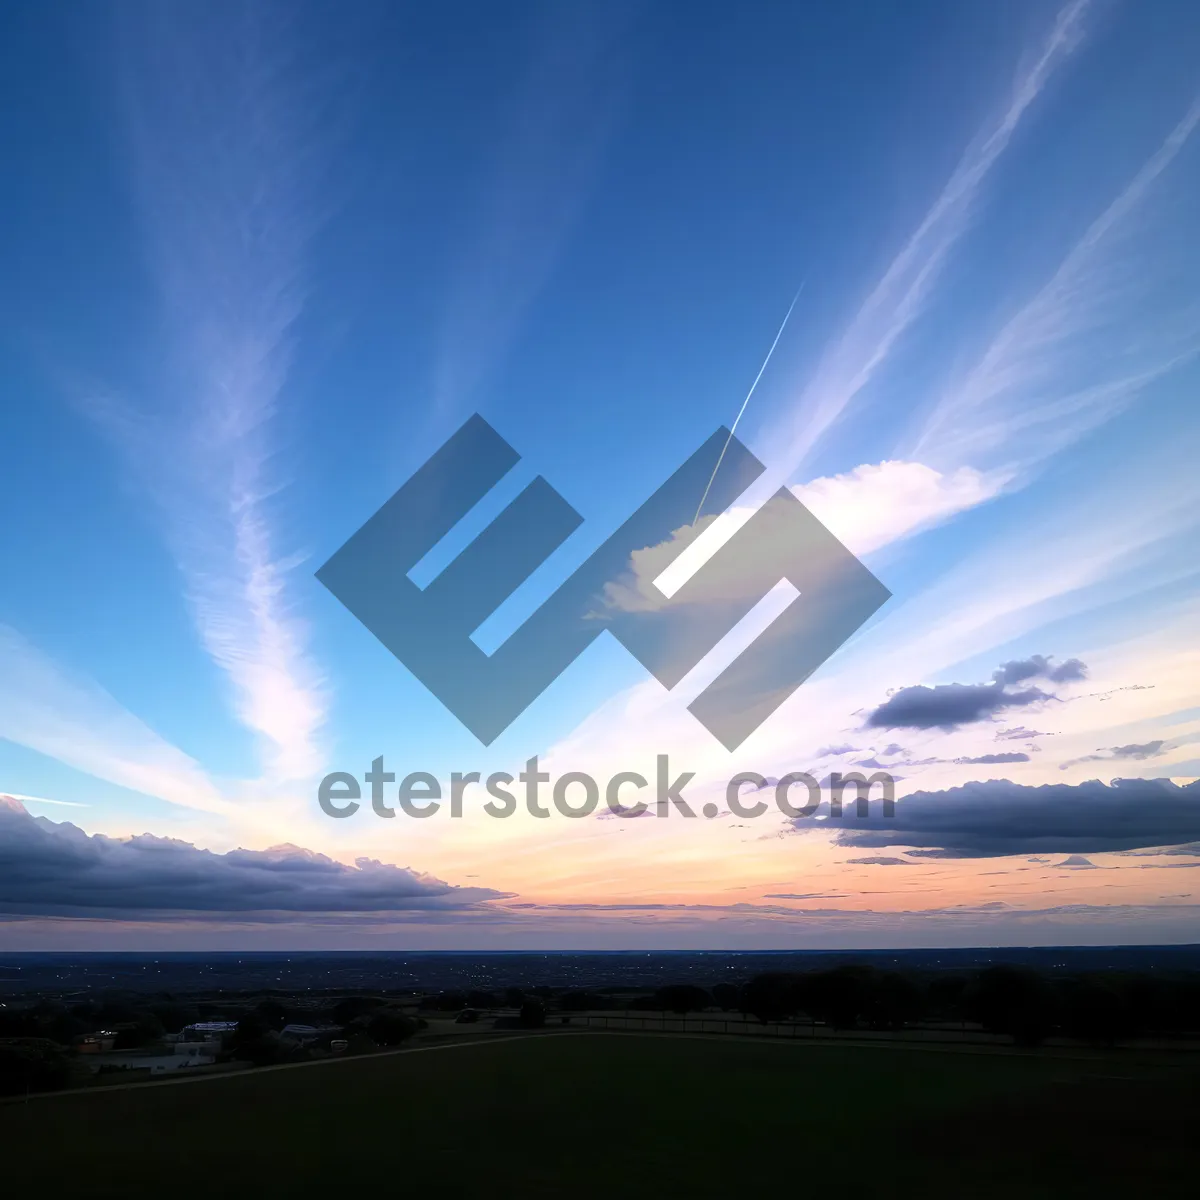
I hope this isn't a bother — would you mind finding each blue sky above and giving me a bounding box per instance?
[1,0,1199,949]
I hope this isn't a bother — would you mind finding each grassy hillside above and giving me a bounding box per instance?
[3,1032,1197,1197]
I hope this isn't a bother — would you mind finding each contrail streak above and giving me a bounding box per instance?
[761,0,1092,478]
[692,282,804,526]
[1,793,90,809]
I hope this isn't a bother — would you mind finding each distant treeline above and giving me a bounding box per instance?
[687,965,1200,1046]
[3,964,1199,1097]
[418,965,1200,1047]
[0,991,546,1095]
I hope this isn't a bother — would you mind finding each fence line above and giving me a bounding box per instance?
[559,1011,1200,1052]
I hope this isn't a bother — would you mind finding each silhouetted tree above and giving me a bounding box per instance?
[255,1000,289,1031]
[418,991,468,1013]
[800,966,877,1030]
[42,1007,90,1046]
[741,973,802,1023]
[149,1003,200,1035]
[965,966,1057,1046]
[653,985,711,1014]
[113,1013,164,1050]
[1125,974,1200,1036]
[333,996,387,1025]
[240,1032,293,1067]
[866,972,924,1030]
[0,1010,37,1039]
[0,1039,71,1096]
[926,974,969,1023]
[93,999,141,1028]
[711,983,740,1011]
[344,1032,378,1056]
[1063,978,1131,1047]
[366,1010,420,1047]
[519,998,546,1029]
[560,991,604,1012]
[230,1011,271,1049]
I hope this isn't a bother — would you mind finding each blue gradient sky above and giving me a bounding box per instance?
[1,0,1198,948]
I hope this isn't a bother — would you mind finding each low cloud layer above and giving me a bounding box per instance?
[1119,842,1200,858]
[867,681,1050,730]
[866,654,1086,730]
[992,655,1087,685]
[954,752,1031,765]
[1060,739,1167,769]
[0,797,506,918]
[823,776,1200,857]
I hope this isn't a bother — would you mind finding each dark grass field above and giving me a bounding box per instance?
[3,1032,1197,1198]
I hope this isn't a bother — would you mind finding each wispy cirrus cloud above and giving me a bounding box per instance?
[433,3,634,415]
[647,3,1089,605]
[531,473,1199,848]
[637,5,1196,643]
[792,460,1009,558]
[760,0,1092,476]
[90,2,330,783]
[0,626,228,815]
[713,7,1196,604]
[913,95,1200,475]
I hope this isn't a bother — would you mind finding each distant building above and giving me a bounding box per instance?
[182,1021,238,1037]
[75,1031,118,1053]
[173,1040,218,1059]
[89,1053,213,1075]
[280,1024,338,1045]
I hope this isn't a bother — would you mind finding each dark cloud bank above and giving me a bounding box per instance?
[0,797,507,919]
[823,777,1200,858]
[867,654,1086,731]
[1061,740,1168,769]
[7,764,1198,920]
